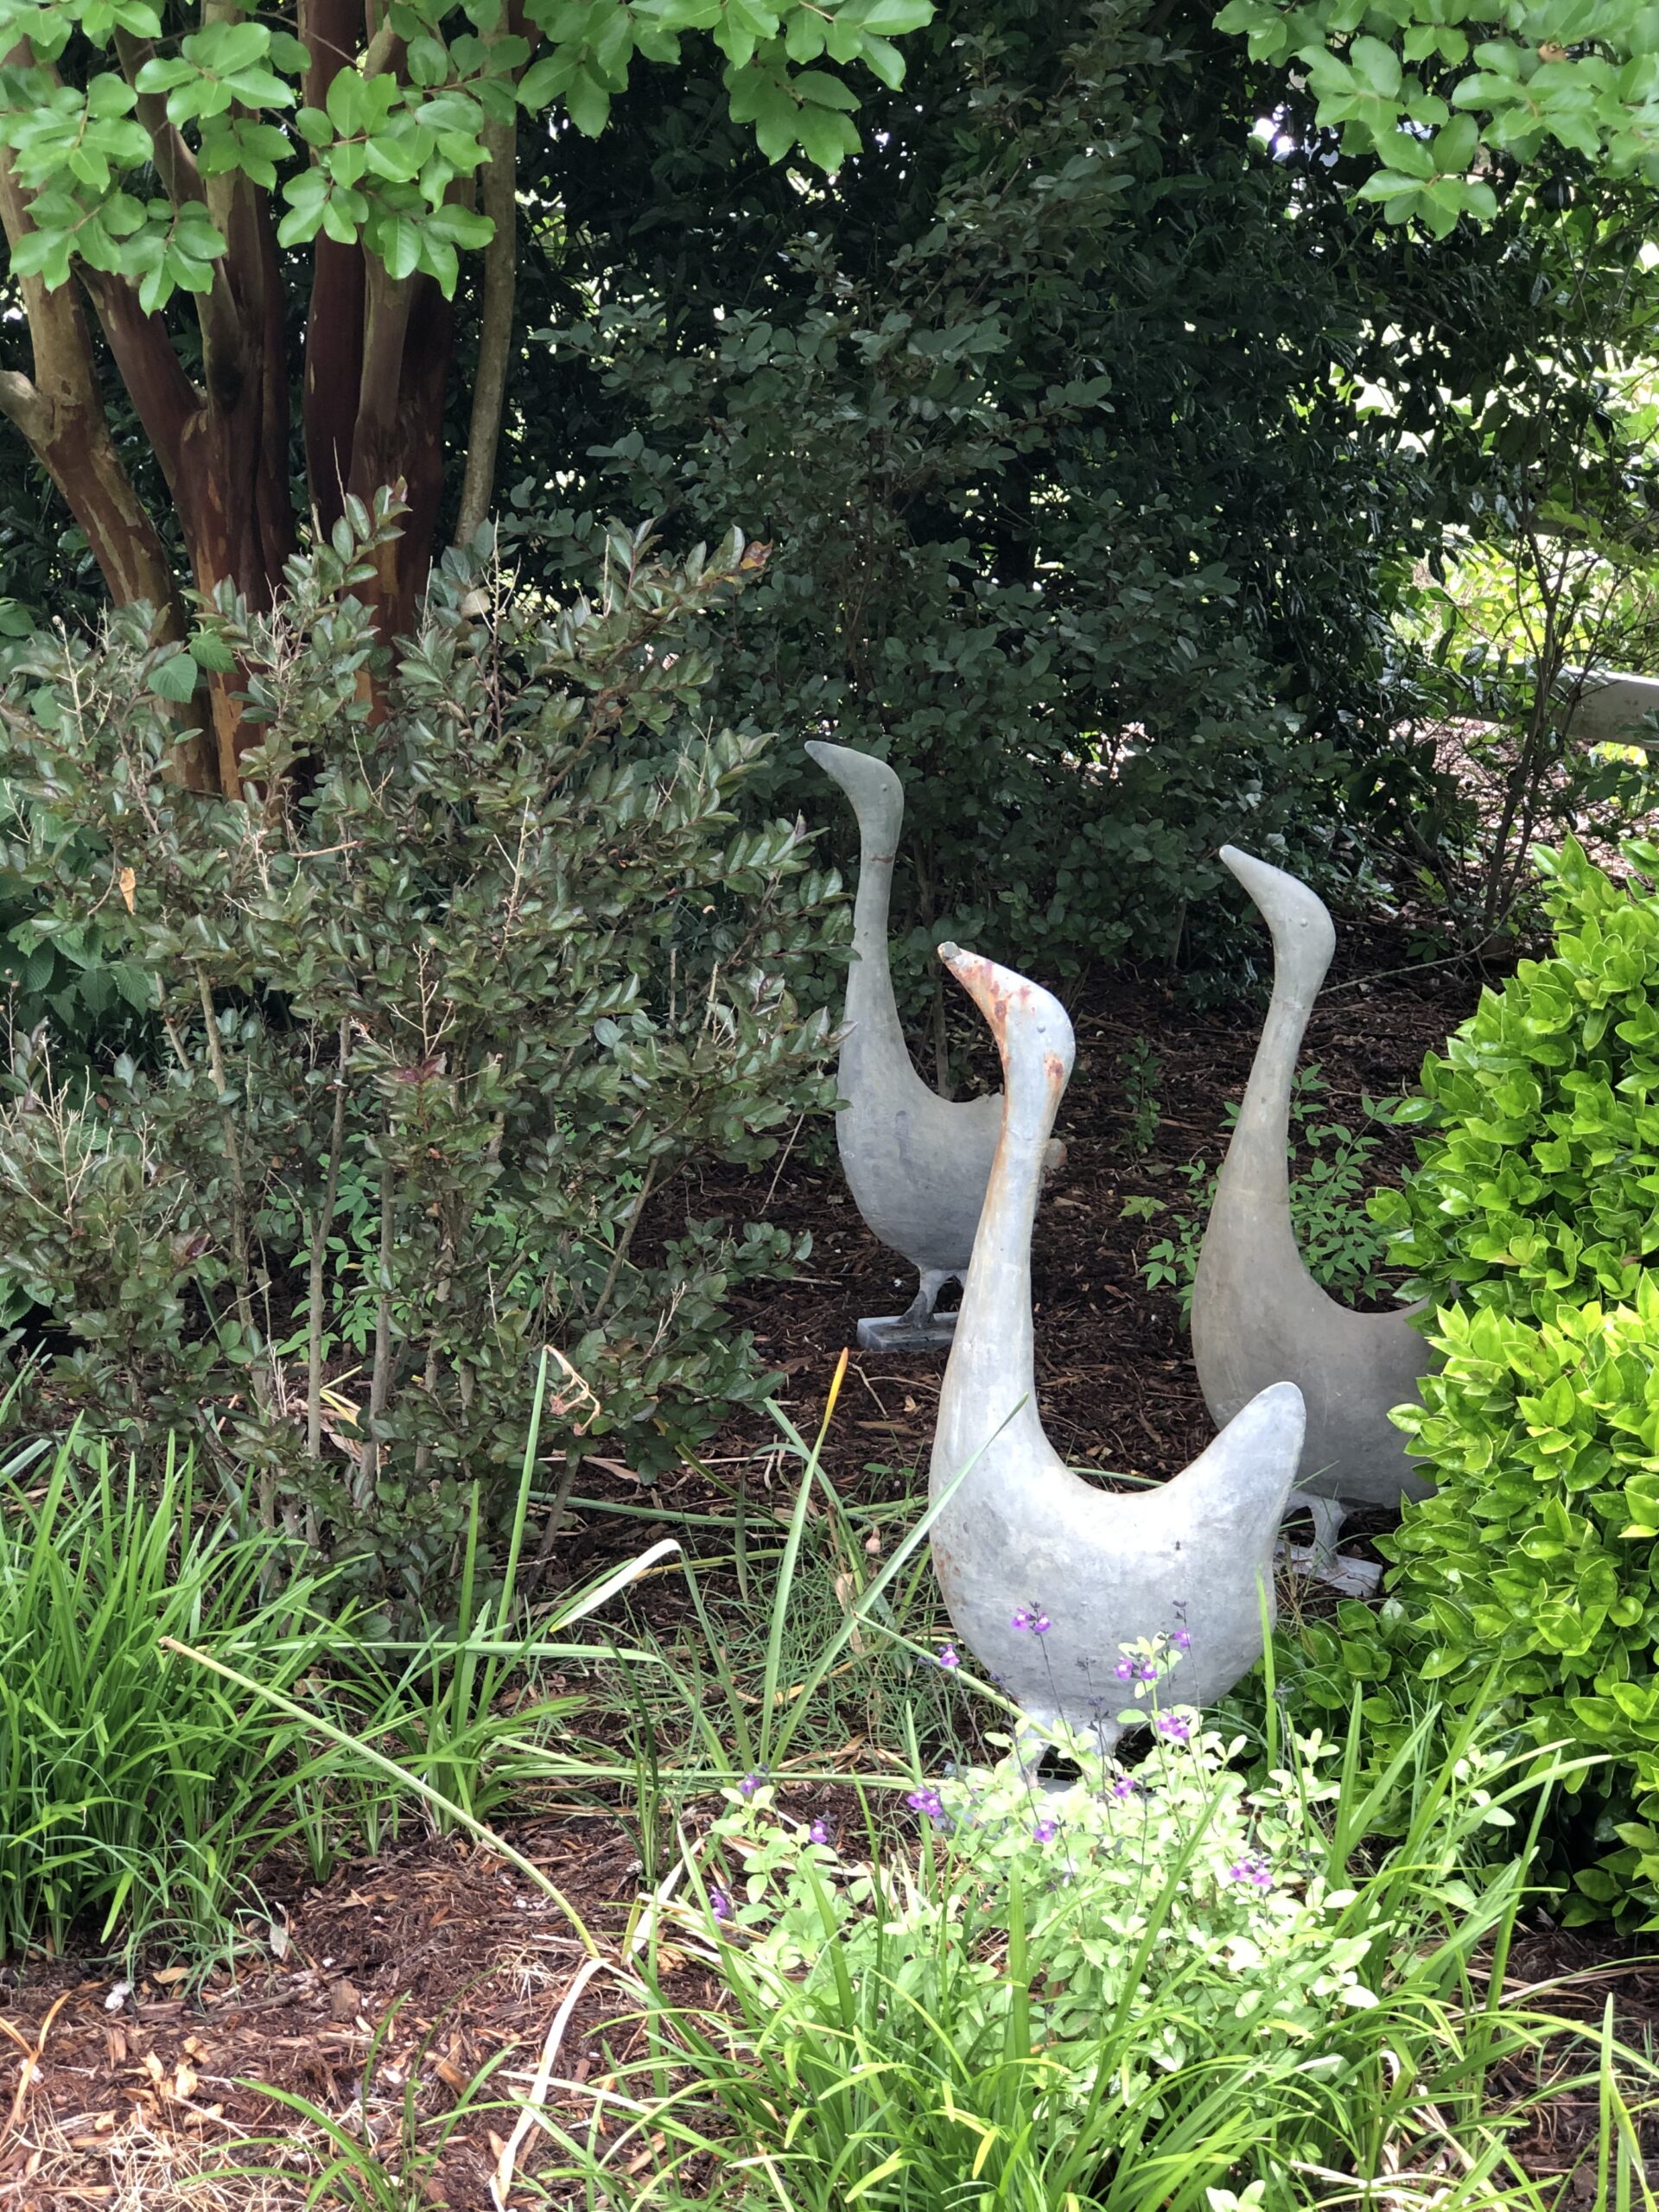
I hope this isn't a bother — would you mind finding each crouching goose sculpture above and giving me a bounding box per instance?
[808,741,1058,1351]
[1191,848,1434,1578]
[927,942,1306,1745]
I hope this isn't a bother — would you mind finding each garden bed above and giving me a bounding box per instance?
[5,912,1657,2208]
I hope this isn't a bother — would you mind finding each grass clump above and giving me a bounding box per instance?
[0,1425,353,1961]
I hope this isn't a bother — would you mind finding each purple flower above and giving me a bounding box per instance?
[1113,1658,1134,1681]
[1155,1713,1192,1743]
[1172,1628,1192,1651]
[936,1643,961,1669]
[1031,1611,1051,1636]
[807,1817,831,1847]
[1011,1606,1052,1636]
[1229,1856,1273,1892]
[1110,1774,1137,1800]
[709,1887,732,1922]
[906,1787,944,1820]
[1033,1817,1058,1844]
[1134,1660,1159,1682]
[738,1770,767,1799]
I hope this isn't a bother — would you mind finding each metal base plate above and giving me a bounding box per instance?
[1280,1542,1382,1597]
[855,1310,959,1353]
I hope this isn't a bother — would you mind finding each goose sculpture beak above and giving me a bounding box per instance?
[939,942,1074,1126]
[1218,844,1336,979]
[806,739,904,843]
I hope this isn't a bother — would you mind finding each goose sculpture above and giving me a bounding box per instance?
[807,740,1058,1351]
[1190,848,1435,1578]
[928,942,1306,1744]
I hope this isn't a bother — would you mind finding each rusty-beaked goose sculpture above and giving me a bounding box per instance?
[927,942,1306,1745]
[808,740,1054,1351]
[1191,848,1435,1577]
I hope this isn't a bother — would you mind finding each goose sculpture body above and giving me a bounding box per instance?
[808,740,1039,1351]
[1191,848,1435,1568]
[927,942,1306,1743]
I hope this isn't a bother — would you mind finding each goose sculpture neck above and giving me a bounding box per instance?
[1223,851,1334,1283]
[834,754,912,1090]
[932,944,1057,1477]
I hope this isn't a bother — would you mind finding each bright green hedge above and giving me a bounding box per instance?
[1298,839,1659,1922]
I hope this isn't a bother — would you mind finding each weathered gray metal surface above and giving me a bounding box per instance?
[1191,848,1435,1559]
[1559,668,1659,745]
[807,740,1005,1346]
[928,942,1306,1745]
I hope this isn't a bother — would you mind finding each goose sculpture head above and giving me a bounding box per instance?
[928,941,1306,1744]
[807,740,1058,1352]
[1190,847,1436,1571]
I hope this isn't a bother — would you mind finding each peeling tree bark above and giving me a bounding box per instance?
[454,98,518,550]
[0,0,502,788]
[0,148,180,625]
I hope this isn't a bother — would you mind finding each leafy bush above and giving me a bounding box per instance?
[1127,1065,1396,1319]
[0,503,838,1602]
[596,1672,1616,2209]
[1300,839,1659,1920]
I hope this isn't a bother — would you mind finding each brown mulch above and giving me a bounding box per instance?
[0,1816,683,2209]
[7,906,1659,2203]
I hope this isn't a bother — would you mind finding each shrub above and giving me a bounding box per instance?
[512,2,1432,997]
[0,503,838,1604]
[1316,838,1659,1920]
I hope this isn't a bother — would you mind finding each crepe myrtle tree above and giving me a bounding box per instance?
[0,0,929,791]
[1215,0,1659,235]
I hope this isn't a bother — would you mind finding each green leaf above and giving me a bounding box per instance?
[378,214,422,280]
[563,66,611,135]
[1429,112,1479,173]
[840,0,931,31]
[146,650,200,703]
[1347,35,1402,100]
[795,102,857,170]
[792,67,859,111]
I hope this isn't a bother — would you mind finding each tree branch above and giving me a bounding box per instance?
[454,105,517,546]
[111,28,207,210]
[0,366,49,444]
[77,264,200,491]
[300,0,369,531]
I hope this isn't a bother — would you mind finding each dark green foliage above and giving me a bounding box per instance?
[498,0,1587,994]
[1306,841,1659,1922]
[0,504,838,1603]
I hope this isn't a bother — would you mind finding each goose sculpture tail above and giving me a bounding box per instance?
[1191,847,1434,1573]
[929,942,1306,1744]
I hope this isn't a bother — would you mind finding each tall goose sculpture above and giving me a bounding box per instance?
[808,741,1058,1351]
[928,942,1306,1743]
[1190,848,1435,1573]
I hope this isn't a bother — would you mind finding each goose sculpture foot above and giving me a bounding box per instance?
[1278,1541,1383,1598]
[927,940,1307,1748]
[856,1268,961,1352]
[1276,1494,1382,1595]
